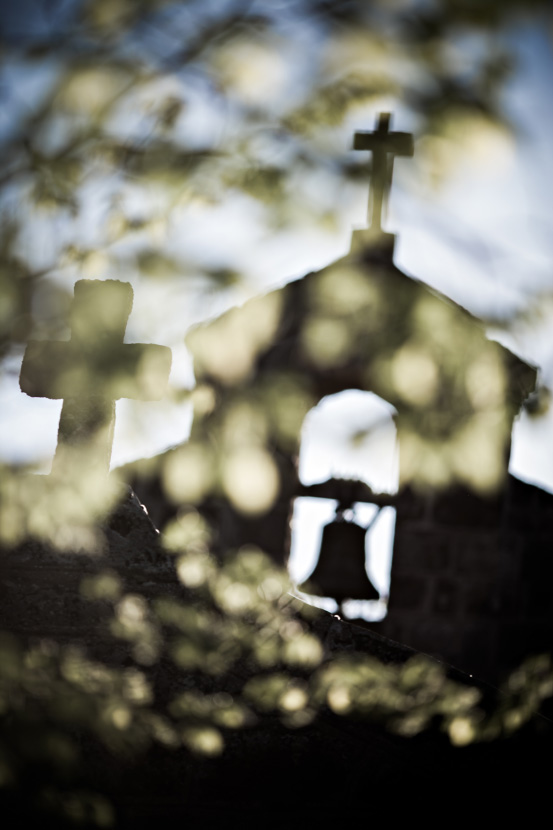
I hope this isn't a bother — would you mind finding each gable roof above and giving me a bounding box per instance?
[187,238,536,407]
[186,237,537,493]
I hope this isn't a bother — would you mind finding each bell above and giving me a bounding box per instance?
[298,505,380,603]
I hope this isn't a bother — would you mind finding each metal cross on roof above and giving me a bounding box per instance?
[20,279,172,477]
[353,112,414,235]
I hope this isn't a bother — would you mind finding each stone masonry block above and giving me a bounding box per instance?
[397,620,463,666]
[392,530,453,574]
[505,475,539,531]
[454,533,500,578]
[534,487,553,531]
[387,574,428,613]
[432,577,460,617]
[521,537,553,582]
[460,624,495,679]
[464,579,501,619]
[432,486,502,528]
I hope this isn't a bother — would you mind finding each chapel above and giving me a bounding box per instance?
[164,113,553,683]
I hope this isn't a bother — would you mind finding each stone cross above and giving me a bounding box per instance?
[353,112,414,234]
[20,279,172,477]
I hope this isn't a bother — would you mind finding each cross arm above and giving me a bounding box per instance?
[20,341,172,400]
[353,131,414,158]
[21,341,78,399]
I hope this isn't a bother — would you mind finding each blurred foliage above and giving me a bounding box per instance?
[1,532,553,822]
[0,460,121,550]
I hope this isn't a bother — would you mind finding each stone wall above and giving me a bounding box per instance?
[372,476,553,682]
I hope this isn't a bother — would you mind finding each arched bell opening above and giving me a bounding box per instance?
[288,389,398,622]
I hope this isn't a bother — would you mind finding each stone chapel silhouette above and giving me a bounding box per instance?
[134,113,552,684]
